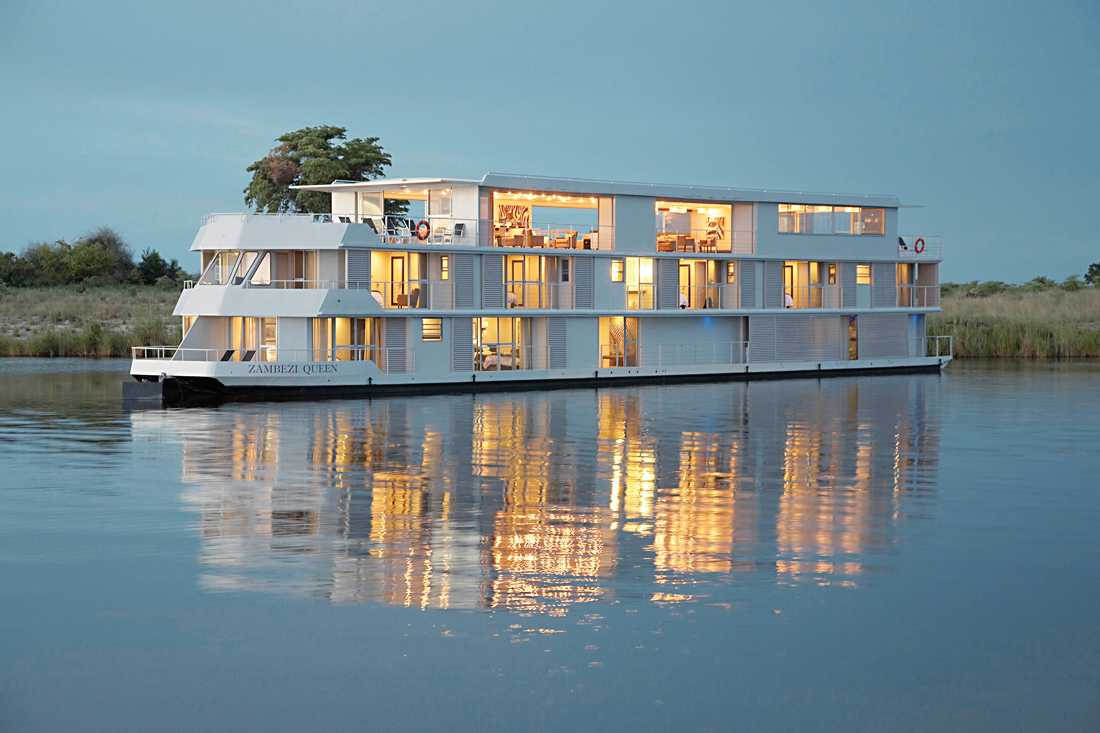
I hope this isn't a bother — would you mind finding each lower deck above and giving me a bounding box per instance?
[132,312,951,405]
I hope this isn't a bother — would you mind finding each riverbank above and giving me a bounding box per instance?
[1,284,1097,359]
[929,288,1100,358]
[0,285,179,357]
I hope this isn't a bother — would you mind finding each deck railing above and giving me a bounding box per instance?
[897,284,941,308]
[492,225,604,250]
[358,279,454,309]
[676,283,740,309]
[897,235,944,259]
[656,228,755,254]
[199,212,479,246]
[131,345,414,372]
[473,344,536,371]
[654,341,748,368]
[503,280,574,309]
[782,284,844,309]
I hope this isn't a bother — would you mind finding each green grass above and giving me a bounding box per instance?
[0,284,180,357]
[930,288,1100,358]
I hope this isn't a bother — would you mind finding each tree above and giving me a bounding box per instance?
[138,248,170,284]
[1086,262,1100,286]
[244,125,393,213]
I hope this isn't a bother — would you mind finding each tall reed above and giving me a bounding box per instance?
[929,288,1100,358]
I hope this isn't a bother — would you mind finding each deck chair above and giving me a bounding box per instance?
[408,287,421,308]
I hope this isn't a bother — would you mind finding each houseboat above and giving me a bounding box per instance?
[130,173,950,405]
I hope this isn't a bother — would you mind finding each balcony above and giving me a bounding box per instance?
[492,224,604,250]
[677,283,740,309]
[897,284,940,308]
[198,213,480,247]
[656,227,755,254]
[360,279,454,309]
[504,280,573,309]
[783,285,844,309]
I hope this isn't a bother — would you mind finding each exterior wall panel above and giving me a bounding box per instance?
[452,254,476,309]
[384,318,408,372]
[763,261,783,309]
[859,314,908,358]
[841,263,857,308]
[749,316,777,362]
[451,317,472,370]
[482,255,503,309]
[872,263,897,307]
[346,248,370,288]
[548,317,568,369]
[739,260,756,309]
[574,256,595,308]
[658,258,679,309]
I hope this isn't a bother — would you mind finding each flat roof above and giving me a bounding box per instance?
[293,172,900,207]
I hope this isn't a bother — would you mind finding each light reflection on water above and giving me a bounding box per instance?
[4,359,1100,731]
[127,376,941,614]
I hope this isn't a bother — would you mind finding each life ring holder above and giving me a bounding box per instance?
[914,237,926,254]
[416,220,431,241]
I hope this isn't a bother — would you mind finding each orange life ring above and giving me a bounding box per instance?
[416,220,431,241]
[914,237,926,254]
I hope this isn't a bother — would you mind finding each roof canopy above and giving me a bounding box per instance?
[293,173,901,207]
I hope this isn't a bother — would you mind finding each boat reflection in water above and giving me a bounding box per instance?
[137,376,941,615]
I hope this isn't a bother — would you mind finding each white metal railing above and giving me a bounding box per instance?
[183,280,194,289]
[782,285,844,309]
[252,279,342,289]
[357,279,454,309]
[655,341,748,368]
[897,284,941,308]
[926,335,953,359]
[897,235,944,259]
[131,345,414,373]
[199,212,479,246]
[676,283,740,309]
[473,344,536,371]
[600,344,639,368]
[502,280,574,309]
[492,224,603,250]
[656,228,755,254]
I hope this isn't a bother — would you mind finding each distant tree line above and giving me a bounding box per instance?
[0,227,191,287]
[943,263,1100,298]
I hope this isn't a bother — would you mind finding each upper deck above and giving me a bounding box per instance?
[191,173,942,263]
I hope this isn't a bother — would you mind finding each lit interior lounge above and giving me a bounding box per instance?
[656,201,753,253]
[492,190,613,250]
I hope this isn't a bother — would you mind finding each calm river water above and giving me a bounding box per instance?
[1,359,1097,732]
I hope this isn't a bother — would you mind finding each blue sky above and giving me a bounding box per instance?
[1,0,1096,281]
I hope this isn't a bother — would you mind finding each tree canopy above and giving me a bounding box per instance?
[0,228,187,287]
[243,125,393,213]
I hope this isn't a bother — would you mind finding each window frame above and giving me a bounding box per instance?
[422,317,442,342]
[610,258,624,283]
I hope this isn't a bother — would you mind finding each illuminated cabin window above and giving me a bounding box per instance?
[778,204,886,236]
[610,259,624,282]
[440,255,449,281]
[828,263,837,285]
[422,318,442,341]
[726,261,737,284]
[856,264,873,285]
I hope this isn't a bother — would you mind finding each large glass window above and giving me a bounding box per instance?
[197,251,241,285]
[599,317,638,367]
[778,204,886,235]
[625,257,654,309]
[473,317,529,371]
